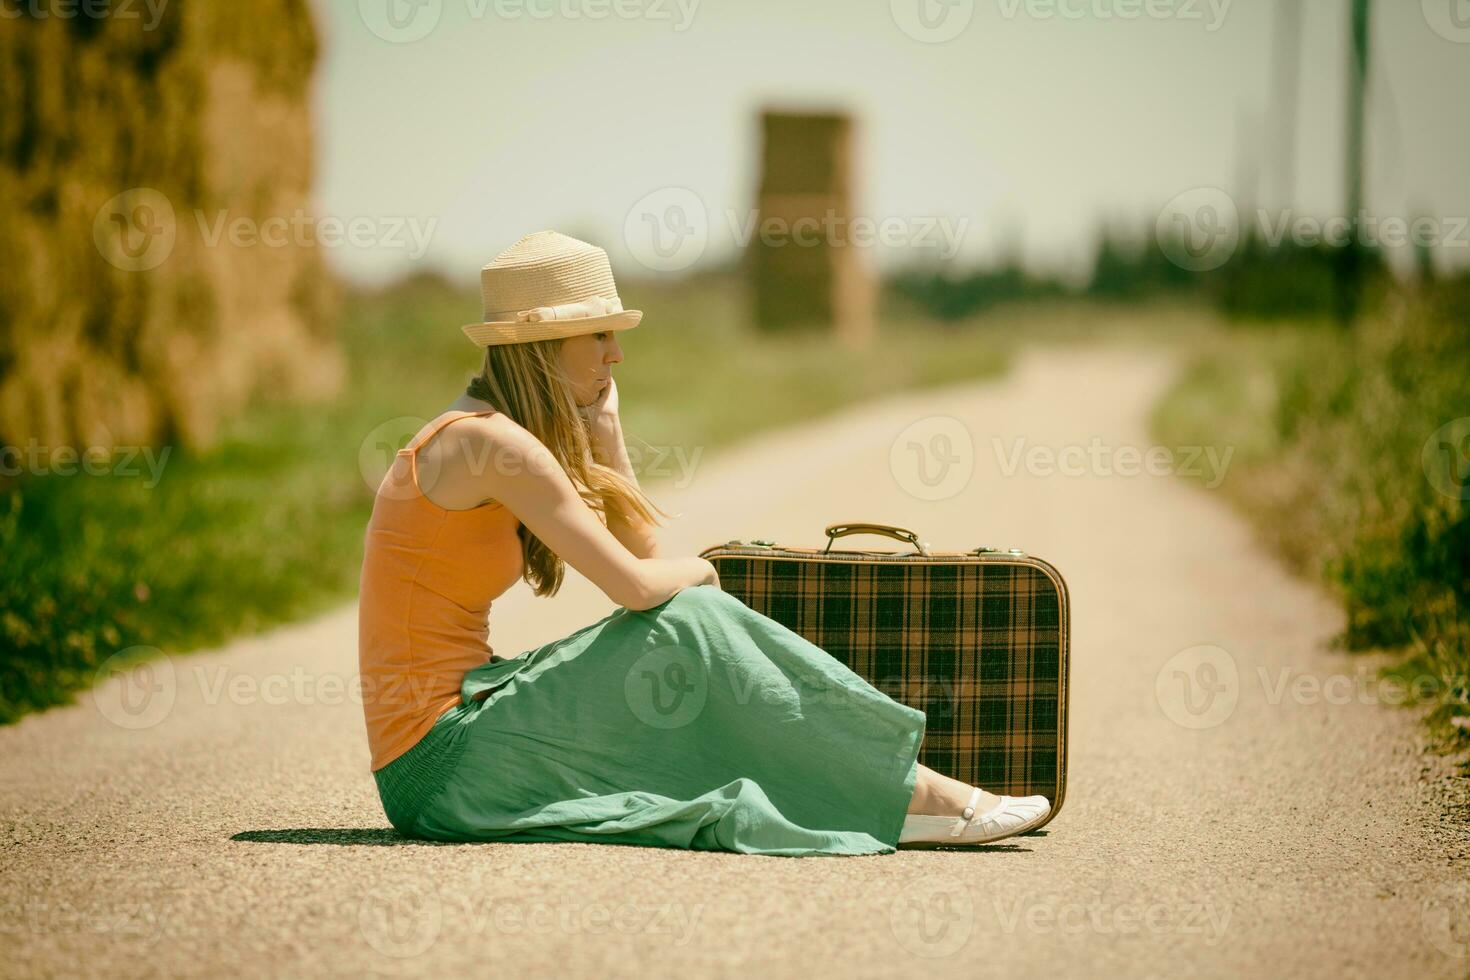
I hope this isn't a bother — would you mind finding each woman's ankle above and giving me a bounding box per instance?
[907,767,1003,817]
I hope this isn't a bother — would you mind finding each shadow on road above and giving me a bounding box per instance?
[229,828,1049,848]
[230,828,448,846]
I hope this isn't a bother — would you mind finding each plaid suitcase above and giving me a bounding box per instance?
[698,521,1070,827]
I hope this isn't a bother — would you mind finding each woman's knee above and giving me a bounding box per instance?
[669,583,725,607]
[655,584,740,625]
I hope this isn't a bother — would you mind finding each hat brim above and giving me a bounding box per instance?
[461,310,642,348]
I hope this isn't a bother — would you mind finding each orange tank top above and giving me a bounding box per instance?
[357,409,525,771]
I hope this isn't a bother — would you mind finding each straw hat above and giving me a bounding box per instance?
[460,230,643,347]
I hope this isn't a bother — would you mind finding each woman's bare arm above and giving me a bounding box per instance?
[603,502,661,560]
[590,427,661,560]
[468,416,713,610]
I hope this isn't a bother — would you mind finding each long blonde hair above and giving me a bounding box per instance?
[465,339,673,597]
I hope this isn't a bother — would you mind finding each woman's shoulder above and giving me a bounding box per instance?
[441,410,557,474]
[412,410,546,511]
[450,408,534,447]
[431,398,516,438]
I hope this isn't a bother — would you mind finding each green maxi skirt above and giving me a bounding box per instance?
[372,584,927,857]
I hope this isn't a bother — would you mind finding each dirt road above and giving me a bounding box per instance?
[3,344,1465,978]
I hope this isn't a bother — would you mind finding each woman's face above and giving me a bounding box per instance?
[558,330,623,407]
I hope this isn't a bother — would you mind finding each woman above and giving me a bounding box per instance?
[358,230,1051,855]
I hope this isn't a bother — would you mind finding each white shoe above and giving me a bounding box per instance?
[898,787,1051,848]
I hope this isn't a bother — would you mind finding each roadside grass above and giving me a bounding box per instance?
[2,271,1027,723]
[1150,283,1470,761]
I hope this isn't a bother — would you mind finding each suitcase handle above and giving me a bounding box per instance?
[822,522,930,556]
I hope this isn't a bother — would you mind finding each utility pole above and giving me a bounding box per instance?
[1336,0,1372,325]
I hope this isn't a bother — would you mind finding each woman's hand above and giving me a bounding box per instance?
[578,376,627,471]
[577,375,620,433]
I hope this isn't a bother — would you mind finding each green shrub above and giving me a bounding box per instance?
[1153,276,1470,750]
